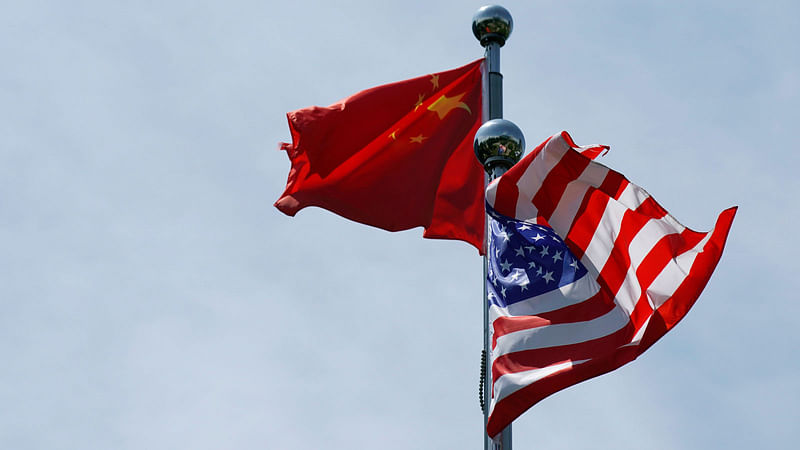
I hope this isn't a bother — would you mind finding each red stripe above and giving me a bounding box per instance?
[559,131,579,148]
[634,195,668,219]
[628,227,705,331]
[491,321,634,383]
[535,290,616,324]
[565,171,628,260]
[564,188,608,261]
[532,149,591,222]
[595,208,654,301]
[640,206,737,350]
[579,145,610,159]
[605,171,629,200]
[490,137,548,217]
[628,296,654,333]
[491,291,616,346]
[636,207,735,354]
[559,131,609,160]
[594,207,703,333]
[492,175,521,218]
[492,315,552,337]
[487,344,641,438]
[635,229,704,290]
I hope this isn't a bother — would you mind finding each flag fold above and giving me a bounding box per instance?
[484,131,736,437]
[275,60,486,251]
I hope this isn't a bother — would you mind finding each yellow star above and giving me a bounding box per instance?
[430,74,440,91]
[388,129,399,140]
[409,134,427,144]
[413,93,425,111]
[427,92,472,120]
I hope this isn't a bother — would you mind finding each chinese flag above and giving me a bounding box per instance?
[275,59,486,252]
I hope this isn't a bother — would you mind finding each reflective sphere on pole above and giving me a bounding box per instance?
[472,5,513,46]
[474,119,525,173]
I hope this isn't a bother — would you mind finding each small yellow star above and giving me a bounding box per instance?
[388,129,399,140]
[428,92,472,119]
[414,93,425,111]
[409,134,427,144]
[430,74,440,91]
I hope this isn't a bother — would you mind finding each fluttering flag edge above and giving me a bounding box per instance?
[274,60,486,253]
[486,206,736,437]
[484,131,737,438]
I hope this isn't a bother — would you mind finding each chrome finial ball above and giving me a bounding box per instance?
[474,119,525,173]
[472,5,513,46]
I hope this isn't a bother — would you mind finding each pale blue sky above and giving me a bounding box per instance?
[1,1,798,449]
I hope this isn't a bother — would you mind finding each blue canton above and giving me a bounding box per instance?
[486,205,588,308]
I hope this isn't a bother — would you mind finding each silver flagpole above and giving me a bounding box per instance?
[472,5,524,450]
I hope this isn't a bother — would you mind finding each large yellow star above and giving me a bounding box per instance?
[409,134,427,144]
[427,92,472,120]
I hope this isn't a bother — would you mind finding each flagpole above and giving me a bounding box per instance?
[473,5,524,450]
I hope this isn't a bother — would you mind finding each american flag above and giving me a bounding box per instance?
[484,131,736,438]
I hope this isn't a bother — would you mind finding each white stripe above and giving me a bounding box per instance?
[547,162,610,238]
[615,181,648,211]
[486,178,498,206]
[487,133,584,220]
[647,229,713,309]
[488,274,600,321]
[510,134,570,220]
[493,306,630,355]
[659,210,687,232]
[514,191,538,222]
[628,217,685,269]
[614,260,642,315]
[579,198,623,281]
[604,189,652,315]
[616,183,691,266]
[490,359,590,409]
[579,179,689,315]
[580,191,660,313]
[618,182,688,234]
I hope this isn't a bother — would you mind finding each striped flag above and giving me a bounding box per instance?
[484,131,736,438]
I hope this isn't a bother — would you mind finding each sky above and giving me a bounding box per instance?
[1,0,798,449]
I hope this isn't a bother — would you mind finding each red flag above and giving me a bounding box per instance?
[484,132,736,437]
[275,60,485,252]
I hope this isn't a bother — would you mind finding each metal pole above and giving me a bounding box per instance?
[485,41,502,121]
[472,6,521,450]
